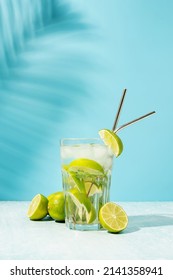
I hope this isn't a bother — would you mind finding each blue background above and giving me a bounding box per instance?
[0,0,172,201]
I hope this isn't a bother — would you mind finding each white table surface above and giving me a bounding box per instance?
[0,201,173,260]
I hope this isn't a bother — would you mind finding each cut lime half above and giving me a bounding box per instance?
[99,202,128,233]
[99,129,123,157]
[27,194,48,220]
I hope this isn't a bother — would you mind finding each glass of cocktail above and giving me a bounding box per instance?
[60,89,155,232]
[60,138,114,230]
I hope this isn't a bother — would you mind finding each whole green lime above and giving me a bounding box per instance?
[47,192,61,201]
[48,192,65,222]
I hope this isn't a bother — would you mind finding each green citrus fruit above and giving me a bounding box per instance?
[47,192,61,201]
[68,188,96,224]
[48,192,65,221]
[99,129,123,157]
[84,181,102,197]
[68,158,104,175]
[68,171,86,193]
[99,202,128,233]
[27,194,48,220]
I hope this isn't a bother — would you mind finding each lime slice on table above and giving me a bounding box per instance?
[99,129,123,157]
[99,202,128,233]
[27,194,48,220]
[68,188,96,224]
[68,158,104,176]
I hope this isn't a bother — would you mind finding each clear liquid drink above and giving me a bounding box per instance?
[60,138,114,230]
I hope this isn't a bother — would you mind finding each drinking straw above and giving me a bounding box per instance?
[114,111,156,133]
[112,88,127,131]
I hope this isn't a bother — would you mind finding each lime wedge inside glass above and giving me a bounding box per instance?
[68,158,104,175]
[99,129,123,157]
[68,188,96,224]
[68,171,86,193]
[99,202,128,232]
[85,181,102,197]
[87,204,96,224]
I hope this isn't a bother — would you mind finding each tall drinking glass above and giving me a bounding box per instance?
[60,138,114,231]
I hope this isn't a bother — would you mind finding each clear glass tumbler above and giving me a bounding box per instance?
[60,138,114,231]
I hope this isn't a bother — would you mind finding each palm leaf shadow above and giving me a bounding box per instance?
[0,0,95,199]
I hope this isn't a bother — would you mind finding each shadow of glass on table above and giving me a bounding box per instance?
[118,214,173,235]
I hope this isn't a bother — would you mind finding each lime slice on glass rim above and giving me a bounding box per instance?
[68,158,104,176]
[99,202,128,233]
[27,194,48,220]
[99,129,123,157]
[68,188,96,224]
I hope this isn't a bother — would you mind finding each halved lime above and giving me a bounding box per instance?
[68,188,96,224]
[68,158,104,175]
[27,194,48,220]
[99,202,128,233]
[99,129,123,157]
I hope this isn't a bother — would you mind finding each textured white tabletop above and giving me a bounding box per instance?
[0,202,173,260]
